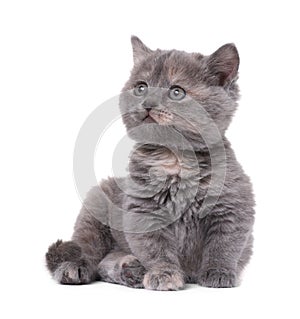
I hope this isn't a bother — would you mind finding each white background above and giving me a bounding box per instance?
[0,0,299,318]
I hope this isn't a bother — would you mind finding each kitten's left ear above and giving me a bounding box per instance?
[204,44,240,87]
[131,35,153,65]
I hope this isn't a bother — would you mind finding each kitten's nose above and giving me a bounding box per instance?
[142,98,158,111]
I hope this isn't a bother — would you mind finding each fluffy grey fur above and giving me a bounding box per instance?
[46,36,255,290]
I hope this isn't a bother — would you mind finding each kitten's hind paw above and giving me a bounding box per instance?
[45,240,82,273]
[120,256,146,288]
[53,260,93,285]
[143,269,184,291]
[198,268,237,288]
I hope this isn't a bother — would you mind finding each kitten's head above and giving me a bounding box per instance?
[120,36,240,150]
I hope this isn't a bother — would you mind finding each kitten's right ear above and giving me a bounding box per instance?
[131,36,153,65]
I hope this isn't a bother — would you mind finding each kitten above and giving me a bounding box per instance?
[46,36,255,290]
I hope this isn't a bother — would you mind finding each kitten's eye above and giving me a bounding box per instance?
[168,86,186,101]
[134,82,148,96]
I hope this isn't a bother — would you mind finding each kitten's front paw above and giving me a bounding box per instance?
[198,268,237,288]
[53,260,93,284]
[143,269,184,291]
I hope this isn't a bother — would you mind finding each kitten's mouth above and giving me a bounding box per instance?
[142,109,173,125]
[142,113,157,123]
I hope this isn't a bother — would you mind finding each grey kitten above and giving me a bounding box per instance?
[46,36,255,290]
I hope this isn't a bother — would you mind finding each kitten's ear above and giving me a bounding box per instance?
[131,35,153,64]
[204,44,239,86]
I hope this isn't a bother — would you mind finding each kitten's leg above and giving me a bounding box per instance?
[46,185,115,284]
[198,212,253,288]
[98,251,146,288]
[237,234,254,277]
[125,229,185,291]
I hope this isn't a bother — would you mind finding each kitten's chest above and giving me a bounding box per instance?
[129,145,206,205]
[125,145,211,238]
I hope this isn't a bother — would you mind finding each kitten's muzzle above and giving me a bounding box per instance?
[142,98,159,111]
